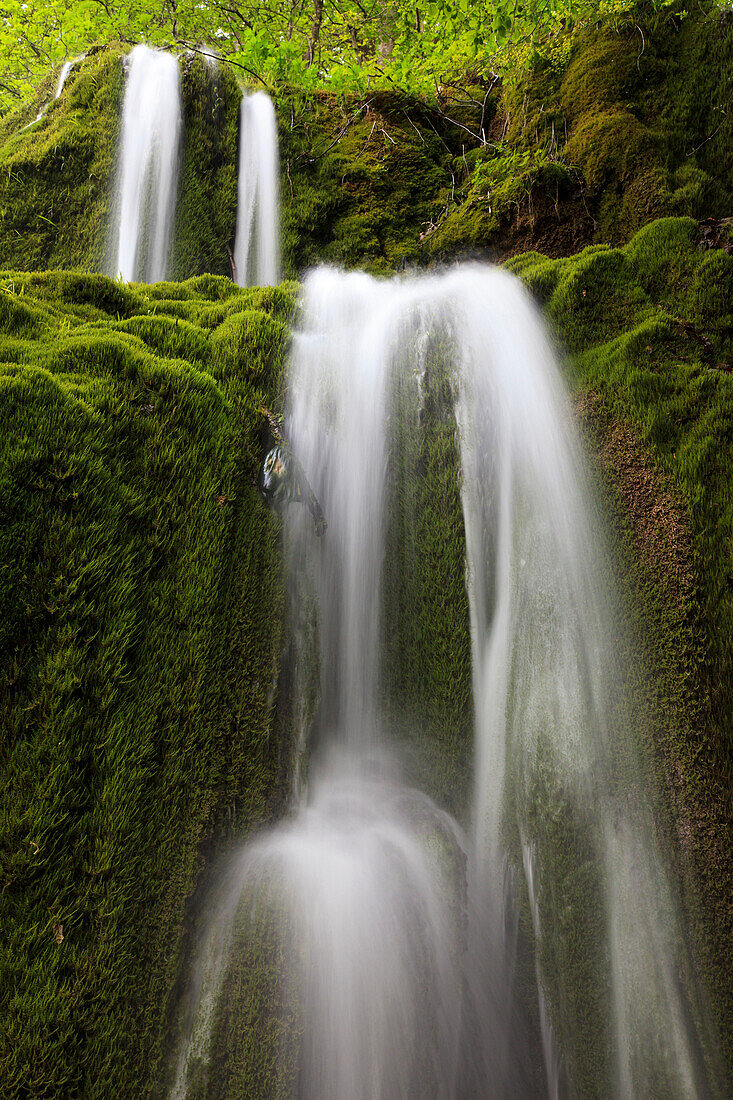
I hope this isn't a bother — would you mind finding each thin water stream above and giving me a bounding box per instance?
[233,91,280,287]
[169,264,720,1099]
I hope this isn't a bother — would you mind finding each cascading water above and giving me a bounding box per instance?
[110,45,182,283]
[232,91,280,287]
[21,54,85,131]
[169,264,721,1099]
[54,56,84,98]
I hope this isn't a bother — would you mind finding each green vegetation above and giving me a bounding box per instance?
[427,1,733,258]
[0,3,731,280]
[171,57,241,280]
[0,0,731,1088]
[0,213,730,1094]
[0,0,678,114]
[508,216,733,1084]
[383,340,473,813]
[278,90,464,274]
[0,47,123,272]
[0,268,297,1097]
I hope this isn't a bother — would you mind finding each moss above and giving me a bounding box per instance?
[559,24,647,124]
[383,343,473,815]
[170,56,241,280]
[463,1,733,255]
[510,216,733,1089]
[277,89,464,275]
[0,47,124,271]
[0,270,298,1098]
[210,309,289,381]
[425,145,574,259]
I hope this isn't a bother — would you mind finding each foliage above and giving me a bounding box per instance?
[0,0,684,116]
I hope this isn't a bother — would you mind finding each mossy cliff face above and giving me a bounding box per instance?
[0,47,124,272]
[0,49,244,281]
[1,2,732,280]
[0,217,731,1093]
[277,90,464,275]
[170,58,241,280]
[0,269,296,1098]
[509,217,733,1088]
[382,342,473,814]
[0,51,468,280]
[427,0,733,261]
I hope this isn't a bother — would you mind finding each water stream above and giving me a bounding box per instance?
[110,45,182,283]
[21,53,85,131]
[233,91,280,287]
[169,264,719,1099]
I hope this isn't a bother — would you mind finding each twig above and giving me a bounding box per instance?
[154,39,268,87]
[686,104,729,157]
[299,100,374,163]
[226,243,237,283]
[401,108,425,144]
[635,24,645,73]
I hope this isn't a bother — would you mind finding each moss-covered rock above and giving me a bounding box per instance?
[277,89,462,275]
[0,47,124,271]
[1,215,731,1095]
[498,1,733,250]
[509,216,733,1089]
[171,55,241,280]
[0,268,298,1099]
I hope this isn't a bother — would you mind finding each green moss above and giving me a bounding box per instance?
[383,345,473,814]
[0,270,298,1098]
[560,24,646,124]
[510,216,733,1088]
[457,2,733,255]
[278,90,461,275]
[170,56,241,280]
[0,47,124,271]
[426,145,573,259]
[210,309,288,381]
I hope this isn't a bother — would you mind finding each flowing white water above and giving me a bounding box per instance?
[111,46,182,283]
[55,56,84,98]
[169,264,719,1099]
[21,54,85,131]
[233,91,280,287]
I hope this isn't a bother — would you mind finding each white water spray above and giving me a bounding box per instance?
[233,92,280,287]
[169,264,720,1099]
[111,46,182,283]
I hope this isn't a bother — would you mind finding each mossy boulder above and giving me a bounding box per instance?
[0,269,298,1099]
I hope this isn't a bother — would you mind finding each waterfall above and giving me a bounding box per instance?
[111,46,182,283]
[169,264,720,1099]
[232,91,280,287]
[55,56,84,98]
[21,54,84,132]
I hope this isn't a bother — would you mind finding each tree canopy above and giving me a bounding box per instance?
[0,0,680,114]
